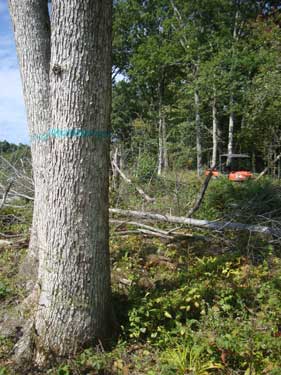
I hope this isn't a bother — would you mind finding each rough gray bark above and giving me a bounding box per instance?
[9,0,114,364]
[8,0,50,269]
[34,0,114,363]
[195,90,202,176]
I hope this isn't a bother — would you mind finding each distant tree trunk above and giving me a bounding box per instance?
[211,94,218,168]
[226,8,240,167]
[112,145,121,190]
[8,0,50,280]
[158,115,164,176]
[163,117,168,171]
[252,152,256,173]
[227,96,234,166]
[195,90,202,175]
[136,145,142,177]
[157,75,168,175]
[119,142,124,170]
[257,153,281,180]
[10,0,114,364]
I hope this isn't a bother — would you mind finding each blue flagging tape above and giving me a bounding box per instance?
[30,128,111,141]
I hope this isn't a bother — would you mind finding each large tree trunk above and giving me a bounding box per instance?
[35,0,114,362]
[8,0,50,280]
[9,0,114,364]
[195,90,202,176]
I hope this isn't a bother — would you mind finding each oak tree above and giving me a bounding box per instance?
[9,0,114,364]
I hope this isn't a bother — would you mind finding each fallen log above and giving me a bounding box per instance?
[110,208,280,237]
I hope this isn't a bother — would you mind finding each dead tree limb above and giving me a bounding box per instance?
[110,219,206,241]
[0,182,34,202]
[111,159,155,202]
[0,180,14,210]
[9,189,34,201]
[0,232,24,239]
[256,154,281,181]
[110,219,168,234]
[110,208,280,237]
[113,229,174,240]
[186,166,216,217]
[0,155,34,199]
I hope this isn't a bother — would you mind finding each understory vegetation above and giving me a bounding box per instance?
[1,174,281,374]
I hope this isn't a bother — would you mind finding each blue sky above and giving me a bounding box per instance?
[0,0,28,144]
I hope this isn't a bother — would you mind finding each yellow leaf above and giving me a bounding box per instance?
[164,311,172,319]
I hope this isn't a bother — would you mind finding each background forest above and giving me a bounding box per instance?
[112,0,281,177]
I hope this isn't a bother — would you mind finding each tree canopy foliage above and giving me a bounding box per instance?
[112,0,281,173]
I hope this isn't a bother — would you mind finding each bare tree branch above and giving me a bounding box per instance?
[112,159,155,202]
[110,219,205,241]
[0,180,14,210]
[186,165,216,217]
[256,154,281,181]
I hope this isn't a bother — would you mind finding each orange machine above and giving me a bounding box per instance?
[205,154,254,182]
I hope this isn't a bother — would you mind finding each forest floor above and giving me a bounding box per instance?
[0,173,281,374]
